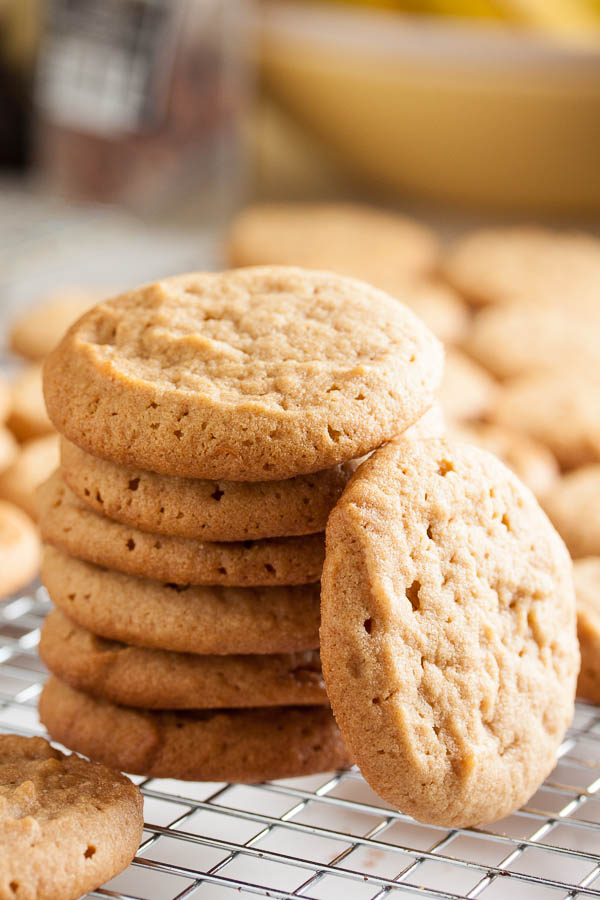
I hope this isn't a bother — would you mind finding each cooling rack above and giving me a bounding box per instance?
[1,586,600,900]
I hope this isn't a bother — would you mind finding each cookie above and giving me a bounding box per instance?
[39,677,352,782]
[439,350,497,424]
[402,280,469,345]
[9,288,99,361]
[465,304,599,380]
[321,437,578,827]
[0,435,60,520]
[40,609,327,709]
[0,733,142,900]
[61,438,357,542]
[42,546,320,654]
[443,227,600,308]
[492,370,600,469]
[0,378,11,426]
[573,558,600,704]
[542,466,600,558]
[0,501,41,599]
[0,428,18,475]
[451,423,558,498]
[8,364,54,442]
[39,473,324,586]
[43,267,443,481]
[226,203,439,288]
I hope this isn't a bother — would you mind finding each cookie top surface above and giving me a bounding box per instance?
[439,350,497,424]
[321,437,578,827]
[0,733,142,900]
[43,267,443,480]
[542,466,600,559]
[227,203,439,288]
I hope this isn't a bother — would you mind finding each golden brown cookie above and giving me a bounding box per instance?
[573,558,600,704]
[8,364,54,442]
[321,437,578,827]
[42,546,320,655]
[9,289,99,361]
[439,350,497,424]
[0,501,40,599]
[0,435,60,520]
[43,267,443,480]
[60,438,357,541]
[0,428,18,475]
[0,733,142,900]
[226,203,439,288]
[402,280,469,345]
[39,677,353,782]
[542,466,600,558]
[0,377,11,426]
[39,609,326,709]
[39,472,324,586]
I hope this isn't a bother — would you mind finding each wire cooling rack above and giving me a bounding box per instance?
[2,585,600,900]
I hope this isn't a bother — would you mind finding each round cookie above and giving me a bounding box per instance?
[572,558,600,704]
[61,438,357,542]
[226,203,439,288]
[402,280,469,346]
[492,370,600,469]
[439,350,497,424]
[542,466,600,558]
[39,473,324,587]
[0,501,41,599]
[10,289,99,361]
[43,267,443,481]
[0,733,142,900]
[451,423,558,498]
[8,364,54,442]
[321,437,578,827]
[40,609,326,709]
[0,428,18,475]
[0,434,60,520]
[39,677,353,782]
[42,546,320,655]
[443,227,600,308]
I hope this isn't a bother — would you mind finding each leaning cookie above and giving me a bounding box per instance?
[542,466,600,558]
[573,558,600,704]
[321,437,578,827]
[0,733,142,900]
[39,677,353,782]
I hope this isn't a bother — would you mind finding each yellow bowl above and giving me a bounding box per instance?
[260,3,600,215]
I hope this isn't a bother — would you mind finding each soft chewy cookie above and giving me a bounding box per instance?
[10,289,99,361]
[439,350,497,424]
[0,501,40,599]
[226,203,439,288]
[61,438,357,541]
[39,473,324,586]
[443,227,600,308]
[0,435,60,520]
[8,365,53,442]
[321,437,578,827]
[542,466,600,558]
[39,677,352,782]
[40,609,326,709]
[43,547,320,654]
[572,558,600,704]
[43,267,443,481]
[0,733,142,900]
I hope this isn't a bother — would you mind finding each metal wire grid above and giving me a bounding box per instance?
[2,586,600,900]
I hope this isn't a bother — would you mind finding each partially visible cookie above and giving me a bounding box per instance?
[451,423,558,498]
[439,350,497,424]
[443,227,600,308]
[39,473,324,587]
[0,378,11,425]
[321,437,578,827]
[40,609,327,709]
[402,280,469,345]
[43,267,443,481]
[0,501,40,599]
[0,428,18,475]
[542,466,600,558]
[0,435,60,520]
[226,203,439,288]
[61,438,357,541]
[39,677,352,782]
[8,364,54,442]
[573,558,600,704]
[43,546,320,655]
[9,289,99,361]
[492,371,600,469]
[0,733,142,900]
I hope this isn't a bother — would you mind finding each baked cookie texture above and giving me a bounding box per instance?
[43,267,443,481]
[60,438,358,541]
[573,558,600,704]
[542,466,600,558]
[0,435,60,521]
[39,677,353,782]
[42,547,321,655]
[321,437,578,827]
[0,733,142,900]
[40,609,327,709]
[39,473,324,586]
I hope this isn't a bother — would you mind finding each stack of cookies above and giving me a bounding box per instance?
[37,266,443,782]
